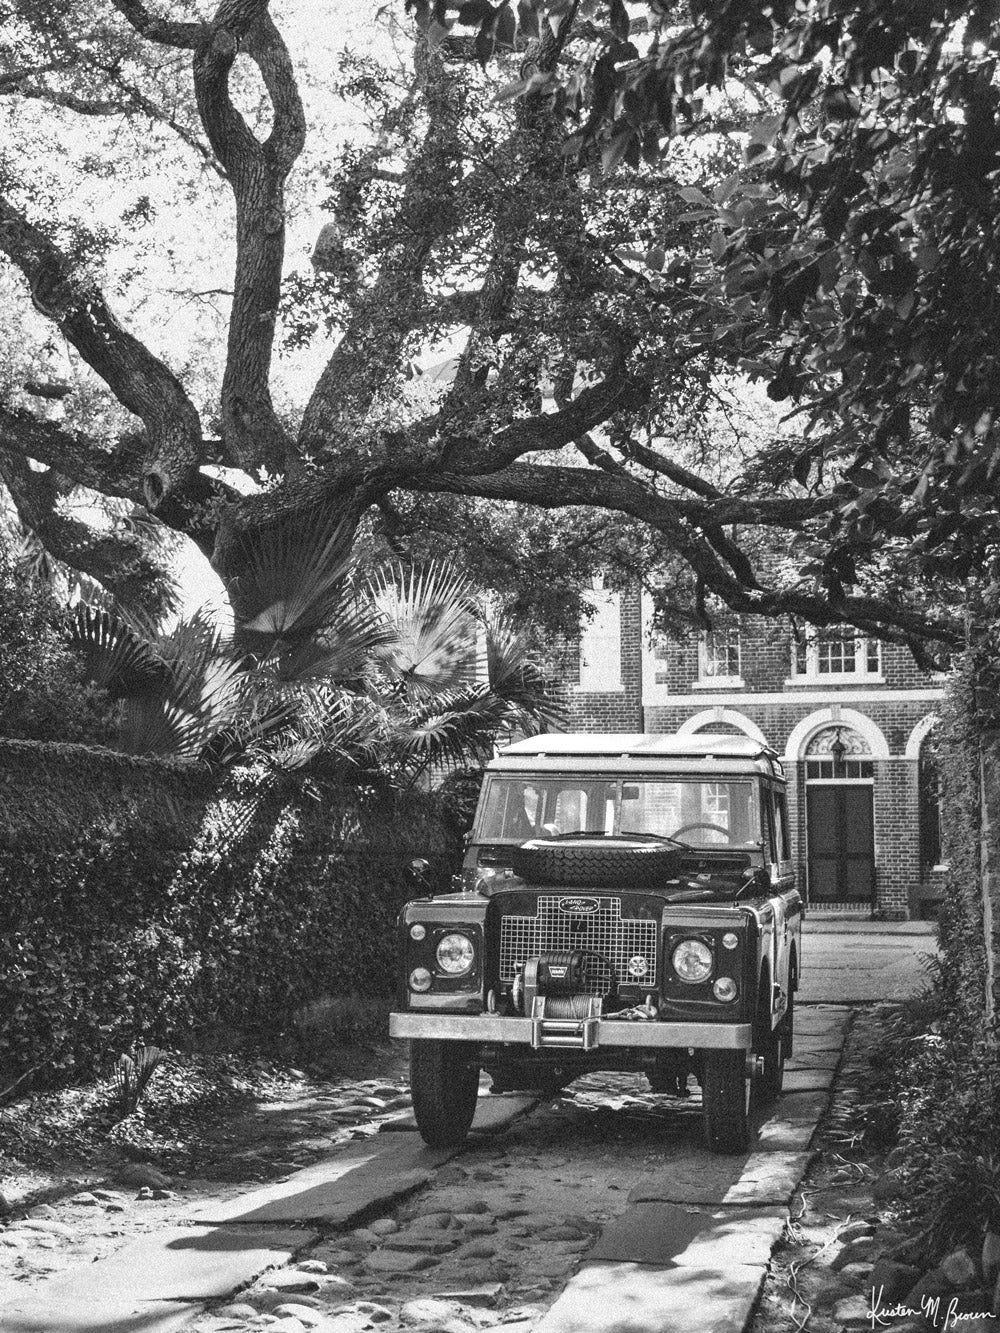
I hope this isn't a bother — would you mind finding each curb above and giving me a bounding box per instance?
[532,1006,852,1333]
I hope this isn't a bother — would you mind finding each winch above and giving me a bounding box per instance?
[511,950,612,1050]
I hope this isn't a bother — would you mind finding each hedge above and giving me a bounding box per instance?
[0,739,462,1087]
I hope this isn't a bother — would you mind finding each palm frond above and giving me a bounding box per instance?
[369,561,477,699]
[264,685,390,772]
[259,601,394,685]
[232,506,359,653]
[118,695,212,759]
[70,604,165,696]
[484,613,566,734]
[397,684,516,777]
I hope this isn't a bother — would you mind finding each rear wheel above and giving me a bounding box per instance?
[757,1006,785,1104]
[701,1047,756,1154]
[781,963,796,1059]
[410,1040,480,1147]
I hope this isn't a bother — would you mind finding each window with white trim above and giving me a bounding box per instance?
[578,589,622,691]
[699,627,742,683]
[792,627,882,680]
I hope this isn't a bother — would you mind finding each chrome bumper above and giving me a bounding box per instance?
[388,1011,752,1050]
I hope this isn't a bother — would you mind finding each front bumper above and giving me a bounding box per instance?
[389,1011,752,1050]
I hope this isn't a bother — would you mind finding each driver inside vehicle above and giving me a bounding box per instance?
[505,783,542,841]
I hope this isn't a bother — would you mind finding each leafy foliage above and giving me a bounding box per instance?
[0,543,110,743]
[0,0,962,670]
[848,659,1000,1251]
[0,740,463,1092]
[69,529,563,779]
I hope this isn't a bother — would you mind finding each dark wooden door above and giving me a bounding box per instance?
[806,785,875,903]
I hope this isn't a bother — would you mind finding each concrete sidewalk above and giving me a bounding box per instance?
[801,916,937,1003]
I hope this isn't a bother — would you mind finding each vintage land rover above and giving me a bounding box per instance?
[389,733,802,1154]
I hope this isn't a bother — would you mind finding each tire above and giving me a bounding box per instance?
[701,1048,756,1154]
[757,995,785,1104]
[781,962,796,1059]
[410,1040,480,1148]
[509,838,681,888]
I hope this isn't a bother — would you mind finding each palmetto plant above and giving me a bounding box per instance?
[70,510,563,780]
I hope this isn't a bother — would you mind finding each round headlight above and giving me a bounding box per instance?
[436,933,475,975]
[409,967,432,992]
[713,976,738,1002]
[672,938,713,984]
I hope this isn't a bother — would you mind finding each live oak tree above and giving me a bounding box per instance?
[0,0,968,665]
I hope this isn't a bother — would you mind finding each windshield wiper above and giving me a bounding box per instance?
[619,830,692,849]
[542,829,613,840]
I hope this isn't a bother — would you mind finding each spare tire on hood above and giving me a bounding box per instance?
[509,836,683,888]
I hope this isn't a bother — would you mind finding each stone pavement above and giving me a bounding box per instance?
[0,918,932,1333]
[0,1010,850,1333]
[0,1099,537,1333]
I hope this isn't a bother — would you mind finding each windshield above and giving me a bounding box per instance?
[476,777,762,849]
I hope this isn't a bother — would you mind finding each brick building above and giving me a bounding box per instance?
[563,586,946,919]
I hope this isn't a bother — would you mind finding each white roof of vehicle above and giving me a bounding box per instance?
[500,733,775,759]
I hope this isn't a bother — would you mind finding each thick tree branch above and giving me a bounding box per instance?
[110,1,205,49]
[442,369,650,472]
[0,196,203,508]
[0,406,144,502]
[0,448,175,615]
[193,0,305,470]
[405,461,959,646]
[618,438,723,498]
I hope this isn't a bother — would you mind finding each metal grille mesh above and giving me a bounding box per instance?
[499,896,657,995]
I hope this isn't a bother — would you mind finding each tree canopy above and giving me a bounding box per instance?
[0,0,988,664]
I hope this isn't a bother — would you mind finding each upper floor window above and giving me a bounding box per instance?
[792,628,882,680]
[578,586,622,691]
[699,627,742,684]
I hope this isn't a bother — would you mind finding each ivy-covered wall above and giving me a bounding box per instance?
[936,655,998,1027]
[0,740,462,1087]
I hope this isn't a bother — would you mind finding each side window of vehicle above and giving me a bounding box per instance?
[774,791,791,861]
[763,788,778,865]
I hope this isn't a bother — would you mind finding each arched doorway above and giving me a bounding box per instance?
[804,725,876,906]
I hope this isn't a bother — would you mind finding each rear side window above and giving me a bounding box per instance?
[773,791,791,860]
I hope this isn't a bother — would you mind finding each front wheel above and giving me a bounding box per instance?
[410,1039,480,1147]
[701,1048,756,1154]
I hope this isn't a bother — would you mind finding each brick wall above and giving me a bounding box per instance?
[566,586,643,732]
[566,602,945,919]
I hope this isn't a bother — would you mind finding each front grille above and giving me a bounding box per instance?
[498,895,658,995]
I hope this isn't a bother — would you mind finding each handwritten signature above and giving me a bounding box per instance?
[868,1285,998,1330]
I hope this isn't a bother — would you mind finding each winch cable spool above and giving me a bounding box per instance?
[512,949,618,1015]
[543,994,597,1020]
